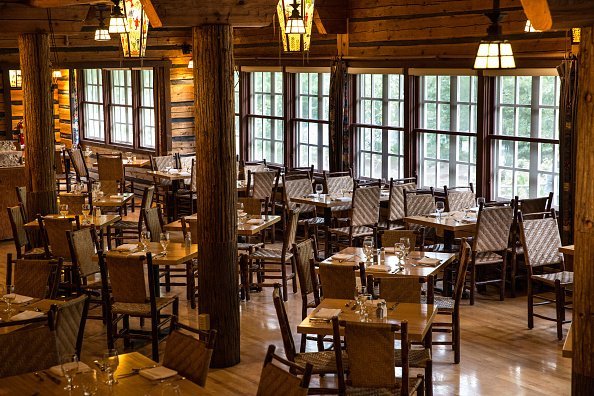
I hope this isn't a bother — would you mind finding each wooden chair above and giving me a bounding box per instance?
[150,154,179,210]
[174,158,197,219]
[248,210,300,301]
[248,169,279,242]
[468,205,513,305]
[382,177,417,229]
[432,238,471,364]
[241,160,267,180]
[59,193,92,215]
[6,254,62,299]
[15,186,28,220]
[519,210,572,340]
[38,215,80,261]
[236,196,270,248]
[318,262,365,300]
[403,190,435,247]
[0,325,59,379]
[331,317,424,396]
[99,251,179,361]
[163,316,217,387]
[68,148,93,184]
[48,294,89,358]
[108,186,155,248]
[327,185,381,253]
[283,174,324,238]
[256,344,313,396]
[97,152,134,215]
[272,285,343,393]
[323,169,354,217]
[444,184,476,212]
[55,148,70,193]
[6,206,45,259]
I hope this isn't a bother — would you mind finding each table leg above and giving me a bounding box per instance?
[324,207,333,258]
[443,230,454,252]
[153,266,161,298]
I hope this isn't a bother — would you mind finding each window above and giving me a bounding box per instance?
[355,74,404,180]
[295,72,330,171]
[492,75,560,203]
[80,68,156,150]
[419,75,477,189]
[234,71,240,156]
[248,71,284,163]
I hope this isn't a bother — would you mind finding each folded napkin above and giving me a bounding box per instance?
[168,169,180,174]
[333,197,351,202]
[367,265,391,272]
[331,254,353,261]
[246,218,264,225]
[311,308,342,320]
[4,294,34,304]
[306,193,318,198]
[179,172,191,177]
[418,257,441,266]
[139,366,178,381]
[461,218,477,223]
[10,310,44,321]
[110,194,124,199]
[114,244,139,252]
[49,362,91,377]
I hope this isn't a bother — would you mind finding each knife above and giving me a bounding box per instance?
[42,370,61,384]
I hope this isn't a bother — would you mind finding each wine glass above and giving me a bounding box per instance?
[359,293,372,322]
[59,204,69,217]
[140,230,151,251]
[394,242,405,266]
[362,237,374,262]
[102,349,119,385]
[3,285,15,316]
[435,201,445,220]
[315,183,324,198]
[476,197,486,208]
[125,152,133,163]
[160,232,170,255]
[80,369,98,396]
[82,203,91,223]
[60,354,79,390]
[400,237,411,259]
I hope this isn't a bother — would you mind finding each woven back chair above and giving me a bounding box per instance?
[473,206,513,253]
[404,190,435,218]
[6,255,61,299]
[67,227,99,281]
[97,153,124,182]
[49,295,89,358]
[239,197,266,216]
[151,154,177,171]
[16,186,27,218]
[519,213,563,270]
[283,176,315,212]
[351,186,381,227]
[376,276,427,303]
[242,161,267,179]
[325,174,354,195]
[318,263,357,300]
[257,345,313,396]
[381,229,419,249]
[516,193,553,215]
[7,205,34,258]
[445,190,476,212]
[105,253,148,304]
[388,180,417,222]
[249,170,277,200]
[453,239,472,302]
[59,194,91,215]
[68,148,90,182]
[142,206,164,242]
[40,216,80,260]
[164,317,217,387]
[272,285,299,361]
[0,325,59,379]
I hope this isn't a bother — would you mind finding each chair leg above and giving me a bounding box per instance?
[510,251,517,298]
[300,333,307,353]
[123,315,131,349]
[555,280,564,340]
[291,257,298,294]
[151,316,159,362]
[165,266,171,292]
[527,279,534,329]
[453,310,461,364]
[281,261,288,302]
[500,258,506,301]
[425,359,433,396]
[470,263,476,306]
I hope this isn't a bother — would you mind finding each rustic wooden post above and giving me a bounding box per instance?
[193,24,239,368]
[572,26,594,394]
[18,33,57,218]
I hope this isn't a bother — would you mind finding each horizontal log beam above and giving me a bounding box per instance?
[521,0,594,30]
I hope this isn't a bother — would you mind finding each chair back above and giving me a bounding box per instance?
[242,161,267,180]
[519,211,563,269]
[445,190,476,212]
[377,276,426,303]
[257,344,312,396]
[104,252,148,304]
[16,186,27,217]
[453,239,472,303]
[151,154,177,171]
[473,206,513,253]
[68,148,89,180]
[180,155,195,173]
[388,180,417,221]
[381,229,417,249]
[239,197,265,216]
[292,239,319,298]
[141,186,155,211]
[67,227,99,279]
[97,153,124,182]
[49,295,89,358]
[9,257,61,298]
[54,149,66,175]
[325,173,353,195]
[318,263,357,300]
[404,190,435,217]
[7,206,29,255]
[183,217,199,244]
[163,319,217,387]
[250,170,277,200]
[41,216,79,260]
[190,159,197,192]
[142,207,164,242]
[351,186,380,227]
[516,192,553,215]
[282,210,300,256]
[272,285,297,361]
[59,194,90,215]
[283,176,315,212]
[0,325,59,379]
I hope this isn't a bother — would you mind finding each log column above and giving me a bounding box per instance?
[573,26,594,394]
[18,33,56,218]
[193,24,239,368]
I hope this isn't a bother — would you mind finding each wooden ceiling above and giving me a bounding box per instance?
[0,0,573,67]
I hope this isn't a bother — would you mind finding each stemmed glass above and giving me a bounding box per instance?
[362,237,374,262]
[1,285,15,316]
[476,197,486,208]
[59,204,69,217]
[435,201,445,220]
[394,243,405,267]
[102,349,119,385]
[125,152,133,163]
[160,232,170,255]
[82,203,91,224]
[140,230,151,252]
[80,369,98,396]
[315,184,324,198]
[60,354,79,390]
[400,237,411,260]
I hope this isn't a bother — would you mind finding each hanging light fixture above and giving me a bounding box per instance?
[524,20,541,33]
[119,0,149,58]
[108,0,128,34]
[95,9,111,41]
[277,0,315,52]
[474,0,516,69]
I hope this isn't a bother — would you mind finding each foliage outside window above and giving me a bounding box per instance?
[493,75,560,203]
[419,75,477,189]
[295,72,330,171]
[355,74,405,180]
[248,71,284,163]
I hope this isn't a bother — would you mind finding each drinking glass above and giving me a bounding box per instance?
[160,232,170,255]
[315,184,324,198]
[399,237,411,259]
[358,293,372,322]
[394,243,405,266]
[125,152,133,163]
[102,349,119,385]
[354,286,365,314]
[60,354,79,390]
[140,230,151,251]
[2,285,15,315]
[362,237,374,262]
[80,369,98,396]
[59,204,69,217]
[476,197,486,208]
[435,201,445,220]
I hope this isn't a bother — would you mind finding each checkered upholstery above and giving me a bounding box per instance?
[446,191,476,212]
[69,149,89,179]
[405,194,435,217]
[152,155,177,171]
[284,178,315,212]
[252,171,277,200]
[352,186,381,227]
[520,217,563,268]
[326,175,354,194]
[388,183,416,221]
[474,206,513,253]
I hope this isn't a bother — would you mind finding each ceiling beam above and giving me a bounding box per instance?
[139,0,163,28]
[29,0,110,7]
[521,0,594,30]
[315,0,347,34]
[0,4,89,33]
[313,9,327,35]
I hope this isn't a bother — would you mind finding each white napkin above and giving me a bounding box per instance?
[168,169,180,174]
[311,308,342,320]
[49,362,91,377]
[246,219,264,225]
[418,257,441,266]
[331,254,353,261]
[368,265,391,272]
[461,218,477,223]
[179,172,191,177]
[139,366,178,381]
[110,194,124,199]
[4,294,34,304]
[114,244,138,252]
[10,310,44,321]
[333,197,351,202]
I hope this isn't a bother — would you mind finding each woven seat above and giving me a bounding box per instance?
[110,220,139,230]
[113,297,178,316]
[0,325,59,379]
[23,247,47,258]
[433,295,455,311]
[294,350,348,373]
[257,345,313,396]
[250,248,294,261]
[395,348,431,368]
[532,271,573,285]
[475,251,503,264]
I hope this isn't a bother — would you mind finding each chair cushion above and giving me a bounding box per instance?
[294,350,347,374]
[475,251,503,265]
[112,297,176,316]
[330,226,375,238]
[249,249,293,262]
[299,217,325,226]
[532,271,573,286]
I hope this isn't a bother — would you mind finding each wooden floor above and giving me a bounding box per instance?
[0,231,571,395]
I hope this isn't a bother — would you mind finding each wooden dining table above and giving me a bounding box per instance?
[92,158,150,168]
[404,212,477,251]
[164,214,281,236]
[0,352,215,395]
[297,298,437,344]
[0,298,65,334]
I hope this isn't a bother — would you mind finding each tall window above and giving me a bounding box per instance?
[355,73,404,179]
[295,72,330,171]
[234,71,240,156]
[248,71,284,163]
[492,75,560,203]
[80,68,156,150]
[419,75,477,189]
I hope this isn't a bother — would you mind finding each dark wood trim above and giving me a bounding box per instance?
[283,68,294,167]
[2,67,13,136]
[414,128,477,138]
[476,71,488,198]
[487,134,560,145]
[239,70,250,162]
[160,63,172,155]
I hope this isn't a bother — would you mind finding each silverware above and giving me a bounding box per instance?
[33,372,44,382]
[93,360,105,371]
[42,370,61,384]
[119,364,159,378]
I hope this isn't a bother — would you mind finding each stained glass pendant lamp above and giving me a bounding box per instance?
[108,0,128,34]
[277,0,315,52]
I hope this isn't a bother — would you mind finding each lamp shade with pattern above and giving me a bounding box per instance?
[119,0,149,58]
[474,40,516,69]
[277,0,315,52]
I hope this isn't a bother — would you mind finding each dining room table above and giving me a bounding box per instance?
[404,211,477,251]
[0,298,65,334]
[0,351,215,395]
[164,214,281,237]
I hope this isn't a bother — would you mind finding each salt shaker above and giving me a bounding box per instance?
[184,232,192,251]
[376,302,384,319]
